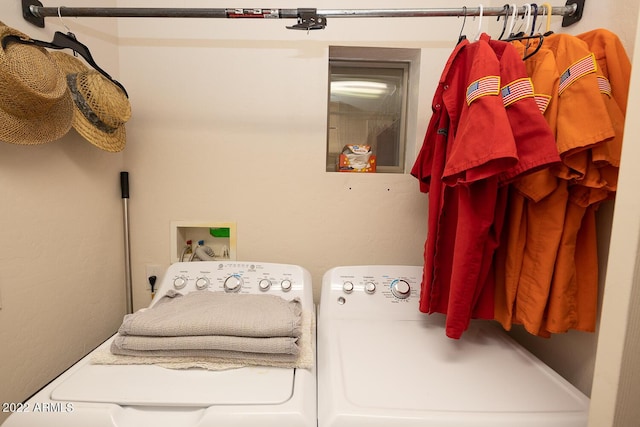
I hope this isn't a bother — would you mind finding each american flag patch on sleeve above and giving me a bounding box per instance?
[597,76,612,97]
[534,94,552,114]
[500,78,535,108]
[466,76,500,105]
[559,54,596,95]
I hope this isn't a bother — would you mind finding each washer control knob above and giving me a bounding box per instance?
[280,279,292,292]
[390,279,411,299]
[364,282,376,294]
[342,281,354,294]
[195,277,210,290]
[258,279,272,291]
[224,275,243,293]
[173,276,188,290]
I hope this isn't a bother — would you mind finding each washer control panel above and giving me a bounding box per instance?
[320,265,423,320]
[153,261,312,308]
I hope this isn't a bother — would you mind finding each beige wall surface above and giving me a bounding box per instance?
[0,0,639,426]
[115,0,451,309]
[588,9,640,426]
[0,1,125,425]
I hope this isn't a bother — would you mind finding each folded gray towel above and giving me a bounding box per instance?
[119,291,302,338]
[92,310,315,370]
[109,344,299,363]
[112,334,299,355]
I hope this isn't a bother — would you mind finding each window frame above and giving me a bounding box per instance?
[327,55,411,174]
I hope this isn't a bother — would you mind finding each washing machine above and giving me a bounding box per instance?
[4,261,316,427]
[317,265,590,427]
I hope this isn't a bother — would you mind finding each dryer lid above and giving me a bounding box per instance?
[52,355,295,407]
[332,319,589,414]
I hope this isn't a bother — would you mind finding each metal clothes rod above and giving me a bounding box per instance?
[22,0,584,29]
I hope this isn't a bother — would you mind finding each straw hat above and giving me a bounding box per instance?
[51,51,131,152]
[0,22,73,144]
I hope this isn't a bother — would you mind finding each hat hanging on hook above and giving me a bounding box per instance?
[50,51,131,152]
[0,21,73,145]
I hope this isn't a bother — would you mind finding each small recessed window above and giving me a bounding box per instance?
[327,51,411,173]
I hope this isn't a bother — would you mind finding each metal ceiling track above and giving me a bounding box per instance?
[22,0,585,30]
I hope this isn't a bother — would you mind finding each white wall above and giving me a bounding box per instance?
[0,1,125,424]
[1,0,639,426]
[588,9,640,426]
[116,0,455,308]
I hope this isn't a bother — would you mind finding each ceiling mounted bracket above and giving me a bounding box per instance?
[286,8,326,31]
[22,0,45,27]
[561,0,584,27]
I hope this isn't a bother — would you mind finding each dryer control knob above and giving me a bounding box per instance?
[364,282,376,294]
[390,279,411,299]
[195,277,210,290]
[258,279,272,291]
[173,276,188,290]
[224,275,243,293]
[280,279,292,292]
[343,281,354,294]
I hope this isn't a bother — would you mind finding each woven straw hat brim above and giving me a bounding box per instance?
[72,111,127,152]
[0,94,73,145]
[0,22,73,144]
[49,51,89,74]
[51,52,130,152]
[69,71,131,152]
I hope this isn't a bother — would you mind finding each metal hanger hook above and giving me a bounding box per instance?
[58,6,79,56]
[523,4,532,30]
[541,2,553,33]
[513,3,531,35]
[498,4,510,39]
[507,3,518,37]
[535,3,546,34]
[57,6,72,33]
[529,4,538,35]
[473,4,484,41]
[458,6,467,40]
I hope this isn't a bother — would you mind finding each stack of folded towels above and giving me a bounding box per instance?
[109,290,305,366]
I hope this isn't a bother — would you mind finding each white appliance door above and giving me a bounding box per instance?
[51,340,295,407]
[322,317,589,426]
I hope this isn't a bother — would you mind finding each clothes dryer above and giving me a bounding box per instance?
[318,265,589,427]
[4,261,316,427]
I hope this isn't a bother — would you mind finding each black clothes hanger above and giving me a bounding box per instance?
[512,3,544,60]
[529,4,538,36]
[505,33,545,60]
[2,31,128,97]
[457,6,468,44]
[497,4,510,40]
